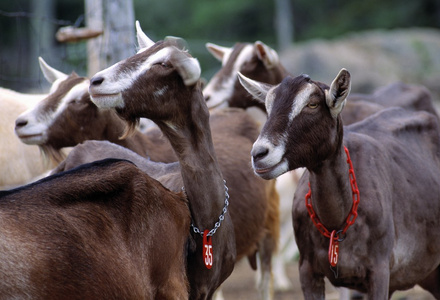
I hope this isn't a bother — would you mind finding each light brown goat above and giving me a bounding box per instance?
[0,158,191,299]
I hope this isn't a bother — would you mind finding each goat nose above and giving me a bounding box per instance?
[15,117,28,129]
[204,95,210,102]
[90,76,104,86]
[251,144,269,163]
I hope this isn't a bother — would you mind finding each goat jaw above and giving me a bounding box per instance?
[15,126,48,145]
[251,137,288,179]
[89,91,124,109]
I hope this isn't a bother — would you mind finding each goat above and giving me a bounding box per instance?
[204,41,288,118]
[0,87,55,188]
[14,57,176,164]
[86,23,282,300]
[239,69,440,299]
[349,81,439,118]
[0,157,191,299]
[203,41,297,294]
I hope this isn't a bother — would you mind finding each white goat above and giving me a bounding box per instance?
[0,87,49,188]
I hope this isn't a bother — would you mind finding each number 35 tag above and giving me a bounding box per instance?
[203,230,213,269]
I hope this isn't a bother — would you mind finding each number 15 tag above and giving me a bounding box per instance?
[203,230,213,269]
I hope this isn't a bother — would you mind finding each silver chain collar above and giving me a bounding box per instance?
[183,180,230,237]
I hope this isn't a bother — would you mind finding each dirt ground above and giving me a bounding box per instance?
[220,258,436,300]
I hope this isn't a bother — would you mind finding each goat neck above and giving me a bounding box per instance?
[156,86,227,227]
[307,144,353,231]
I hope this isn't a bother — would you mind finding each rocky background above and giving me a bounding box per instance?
[279,28,440,106]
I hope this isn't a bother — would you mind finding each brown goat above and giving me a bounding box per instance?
[0,158,190,299]
[86,24,281,300]
[239,70,440,299]
[208,41,440,300]
[14,57,175,164]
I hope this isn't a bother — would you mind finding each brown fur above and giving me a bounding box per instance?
[0,159,190,299]
[87,36,282,299]
[249,72,440,299]
[14,73,176,164]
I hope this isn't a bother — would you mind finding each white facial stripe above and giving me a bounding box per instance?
[204,44,254,109]
[48,80,90,126]
[232,45,254,71]
[265,87,277,115]
[221,48,233,66]
[288,83,314,124]
[92,47,174,95]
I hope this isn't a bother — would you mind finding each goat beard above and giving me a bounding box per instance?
[39,145,67,167]
[119,117,140,140]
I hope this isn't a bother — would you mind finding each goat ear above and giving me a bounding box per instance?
[206,43,231,63]
[172,52,201,86]
[38,57,68,84]
[135,20,155,50]
[255,41,279,69]
[326,68,351,118]
[237,72,272,104]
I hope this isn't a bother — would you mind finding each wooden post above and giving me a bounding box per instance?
[30,0,54,89]
[85,0,135,77]
[274,0,294,51]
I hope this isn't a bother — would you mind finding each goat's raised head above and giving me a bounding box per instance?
[238,69,351,179]
[89,22,202,133]
[203,41,285,111]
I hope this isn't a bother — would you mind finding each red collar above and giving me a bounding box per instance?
[305,146,360,267]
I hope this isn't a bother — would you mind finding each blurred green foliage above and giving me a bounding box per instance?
[0,0,439,91]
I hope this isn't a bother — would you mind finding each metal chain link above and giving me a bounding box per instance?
[185,180,230,237]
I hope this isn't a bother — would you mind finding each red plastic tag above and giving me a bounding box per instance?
[203,230,213,269]
[328,230,339,267]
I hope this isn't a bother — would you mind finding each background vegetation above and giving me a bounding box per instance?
[0,0,439,92]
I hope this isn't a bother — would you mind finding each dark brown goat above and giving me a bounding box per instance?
[204,41,294,295]
[239,70,440,299]
[14,58,175,163]
[0,158,190,299]
[87,24,281,300]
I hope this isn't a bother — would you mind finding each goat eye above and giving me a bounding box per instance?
[307,103,319,109]
[160,62,170,68]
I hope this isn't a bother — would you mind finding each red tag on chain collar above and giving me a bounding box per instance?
[203,230,213,269]
[328,230,339,267]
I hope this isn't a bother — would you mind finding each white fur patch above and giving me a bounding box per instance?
[265,87,277,115]
[92,47,173,95]
[90,47,174,109]
[204,45,254,109]
[153,86,169,98]
[51,80,90,123]
[288,83,314,125]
